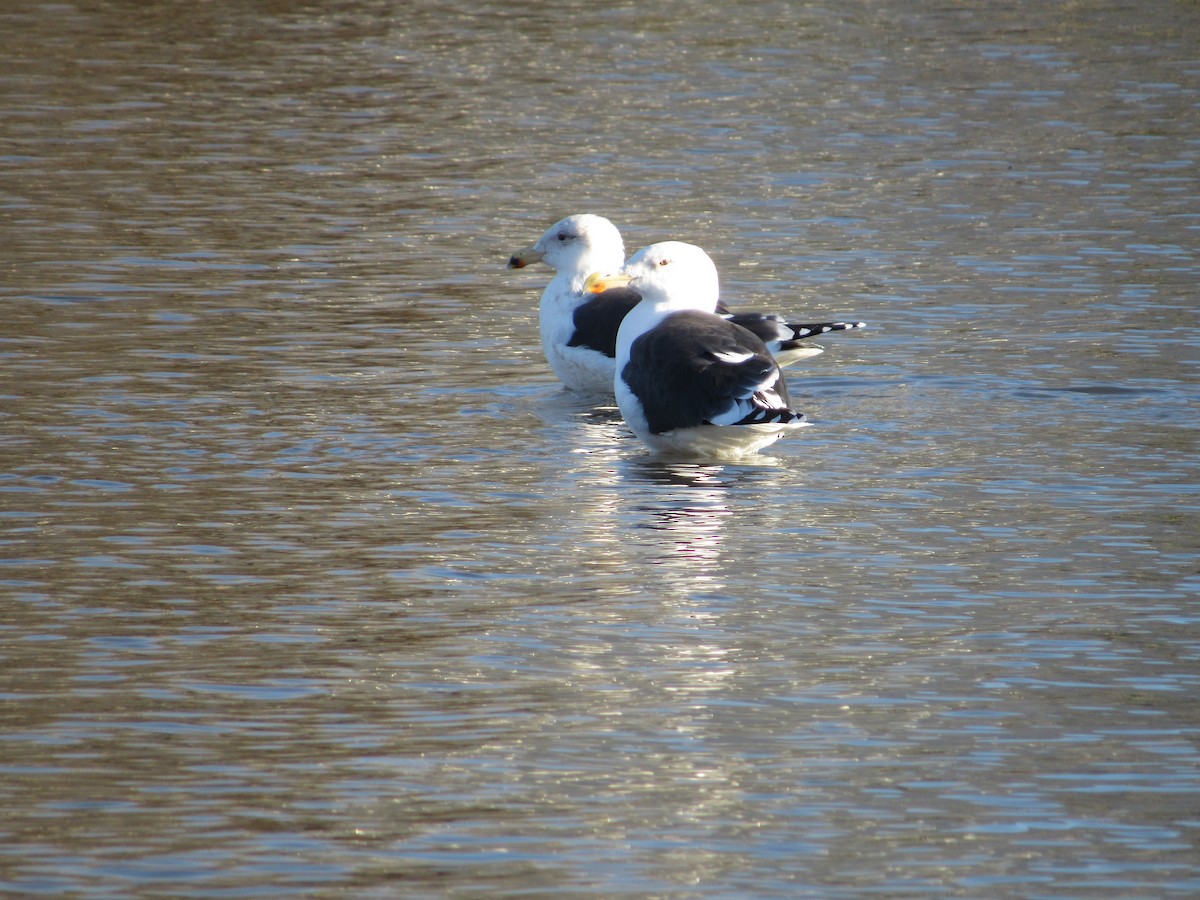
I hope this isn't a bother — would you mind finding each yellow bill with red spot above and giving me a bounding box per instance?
[506,244,545,269]
[583,270,634,293]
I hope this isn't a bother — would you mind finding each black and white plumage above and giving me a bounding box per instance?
[509,214,633,392]
[587,241,809,458]
[718,313,865,368]
[509,214,864,393]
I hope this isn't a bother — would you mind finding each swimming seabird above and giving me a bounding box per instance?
[509,214,633,393]
[586,241,809,458]
[509,214,864,393]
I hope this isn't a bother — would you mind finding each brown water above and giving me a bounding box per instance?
[3,0,1199,896]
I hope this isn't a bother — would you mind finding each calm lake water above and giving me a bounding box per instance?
[3,0,1199,896]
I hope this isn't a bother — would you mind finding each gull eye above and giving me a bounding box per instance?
[658,258,670,267]
[557,232,572,242]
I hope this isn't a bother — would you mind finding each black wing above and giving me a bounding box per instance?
[566,287,642,358]
[623,311,803,434]
[725,313,866,353]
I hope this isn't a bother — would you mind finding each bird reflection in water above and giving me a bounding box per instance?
[636,463,731,571]
[621,458,783,597]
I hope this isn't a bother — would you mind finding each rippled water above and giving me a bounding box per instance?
[3,0,1199,896]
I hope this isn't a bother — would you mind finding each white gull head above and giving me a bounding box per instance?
[509,214,625,289]
[617,241,720,315]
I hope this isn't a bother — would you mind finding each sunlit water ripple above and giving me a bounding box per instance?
[2,0,1198,896]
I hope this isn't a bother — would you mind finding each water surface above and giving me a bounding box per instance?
[2,0,1198,896]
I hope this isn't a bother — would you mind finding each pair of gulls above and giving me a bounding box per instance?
[509,214,864,458]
